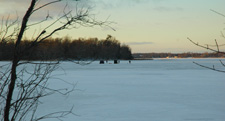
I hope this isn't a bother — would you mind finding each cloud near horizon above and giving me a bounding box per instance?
[153,6,184,12]
[90,0,150,10]
[0,0,84,21]
[126,42,154,45]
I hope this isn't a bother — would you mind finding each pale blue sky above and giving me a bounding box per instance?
[89,0,225,53]
[1,0,225,53]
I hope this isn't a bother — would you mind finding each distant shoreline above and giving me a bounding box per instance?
[133,57,225,60]
[133,58,154,60]
[132,52,225,59]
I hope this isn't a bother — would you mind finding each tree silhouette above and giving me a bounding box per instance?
[0,0,112,121]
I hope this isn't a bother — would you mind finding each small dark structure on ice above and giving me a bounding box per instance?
[100,60,104,64]
[99,60,120,64]
[114,60,119,64]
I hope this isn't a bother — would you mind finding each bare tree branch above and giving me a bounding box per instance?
[210,9,225,18]
[32,0,62,14]
[34,106,78,121]
[188,9,225,73]
[0,15,19,42]
[187,37,225,54]
[193,61,225,73]
[1,0,114,120]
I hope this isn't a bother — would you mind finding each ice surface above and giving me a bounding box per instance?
[1,59,225,121]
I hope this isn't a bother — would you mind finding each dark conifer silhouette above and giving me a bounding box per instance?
[0,36,133,61]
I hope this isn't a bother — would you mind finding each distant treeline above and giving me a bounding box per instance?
[0,35,133,60]
[133,52,225,58]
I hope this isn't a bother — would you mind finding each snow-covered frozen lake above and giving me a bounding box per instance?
[3,59,225,121]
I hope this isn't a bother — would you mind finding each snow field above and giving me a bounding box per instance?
[1,59,225,121]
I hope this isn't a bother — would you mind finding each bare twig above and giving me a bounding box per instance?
[215,39,220,52]
[193,61,225,73]
[219,60,225,67]
[32,0,62,14]
[210,9,225,17]
[187,37,225,54]
[34,106,78,121]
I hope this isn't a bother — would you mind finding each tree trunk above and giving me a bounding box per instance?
[4,58,18,121]
[4,1,36,120]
